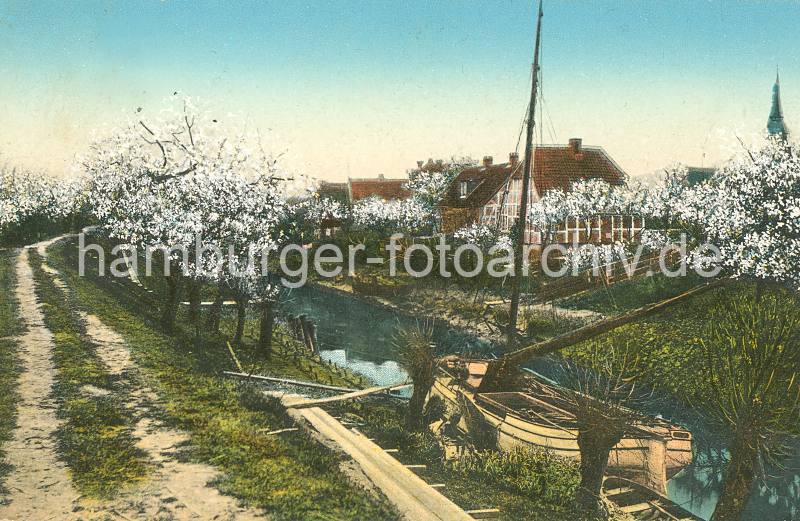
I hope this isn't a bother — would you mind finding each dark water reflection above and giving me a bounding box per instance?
[284,284,799,521]
[281,284,495,386]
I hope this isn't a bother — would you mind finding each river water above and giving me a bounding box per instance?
[281,285,496,386]
[281,284,799,521]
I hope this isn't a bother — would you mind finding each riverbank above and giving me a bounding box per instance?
[39,235,631,520]
[32,237,791,515]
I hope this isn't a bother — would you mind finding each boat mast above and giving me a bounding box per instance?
[508,0,543,347]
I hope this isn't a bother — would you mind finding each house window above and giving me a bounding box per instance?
[612,215,626,241]
[460,181,469,198]
[630,216,645,240]
[563,217,584,243]
[591,217,603,243]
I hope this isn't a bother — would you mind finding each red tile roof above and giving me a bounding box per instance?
[440,144,626,208]
[440,165,512,209]
[349,177,411,201]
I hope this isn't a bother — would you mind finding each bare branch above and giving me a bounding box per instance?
[139,121,167,168]
[185,114,195,147]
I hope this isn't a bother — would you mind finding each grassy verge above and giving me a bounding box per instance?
[29,251,151,498]
[0,250,23,495]
[49,238,399,520]
[328,399,582,521]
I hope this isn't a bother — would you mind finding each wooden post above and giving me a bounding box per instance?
[307,321,319,354]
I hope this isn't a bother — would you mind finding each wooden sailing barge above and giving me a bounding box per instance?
[432,361,692,494]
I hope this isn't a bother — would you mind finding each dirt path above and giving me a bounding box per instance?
[39,240,266,520]
[0,247,79,521]
[79,313,265,520]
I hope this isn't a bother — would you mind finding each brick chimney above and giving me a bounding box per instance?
[378,173,385,180]
[483,155,493,167]
[509,152,519,167]
[569,138,582,154]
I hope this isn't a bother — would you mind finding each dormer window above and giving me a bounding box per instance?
[460,181,469,198]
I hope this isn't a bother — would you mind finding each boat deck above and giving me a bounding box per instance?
[477,392,579,428]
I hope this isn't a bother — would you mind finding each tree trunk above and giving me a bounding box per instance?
[187,280,202,340]
[711,430,758,521]
[188,281,201,323]
[754,280,764,304]
[575,429,618,517]
[405,382,430,432]
[234,295,248,346]
[161,273,183,334]
[258,301,275,359]
[206,283,223,333]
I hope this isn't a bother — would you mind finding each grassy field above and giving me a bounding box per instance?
[49,238,400,520]
[0,250,22,496]
[557,272,706,314]
[562,280,753,402]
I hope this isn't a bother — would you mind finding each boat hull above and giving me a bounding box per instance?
[432,377,692,493]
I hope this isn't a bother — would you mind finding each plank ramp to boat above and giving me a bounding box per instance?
[284,383,411,409]
[289,405,474,521]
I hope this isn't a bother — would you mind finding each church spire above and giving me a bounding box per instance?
[768,69,789,140]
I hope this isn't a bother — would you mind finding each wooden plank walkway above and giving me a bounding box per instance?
[222,371,358,393]
[290,406,474,521]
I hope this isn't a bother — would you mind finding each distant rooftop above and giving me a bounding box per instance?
[349,175,411,202]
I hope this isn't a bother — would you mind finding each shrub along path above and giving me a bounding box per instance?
[0,247,77,520]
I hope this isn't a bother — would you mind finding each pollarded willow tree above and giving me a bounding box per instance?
[671,138,800,521]
[555,340,650,517]
[394,322,438,432]
[699,289,800,521]
[87,101,287,350]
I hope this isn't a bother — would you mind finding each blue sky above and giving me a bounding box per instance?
[1,0,798,180]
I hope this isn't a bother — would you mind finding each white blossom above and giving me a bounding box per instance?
[453,223,511,251]
[84,102,287,300]
[350,196,431,235]
[0,167,87,235]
